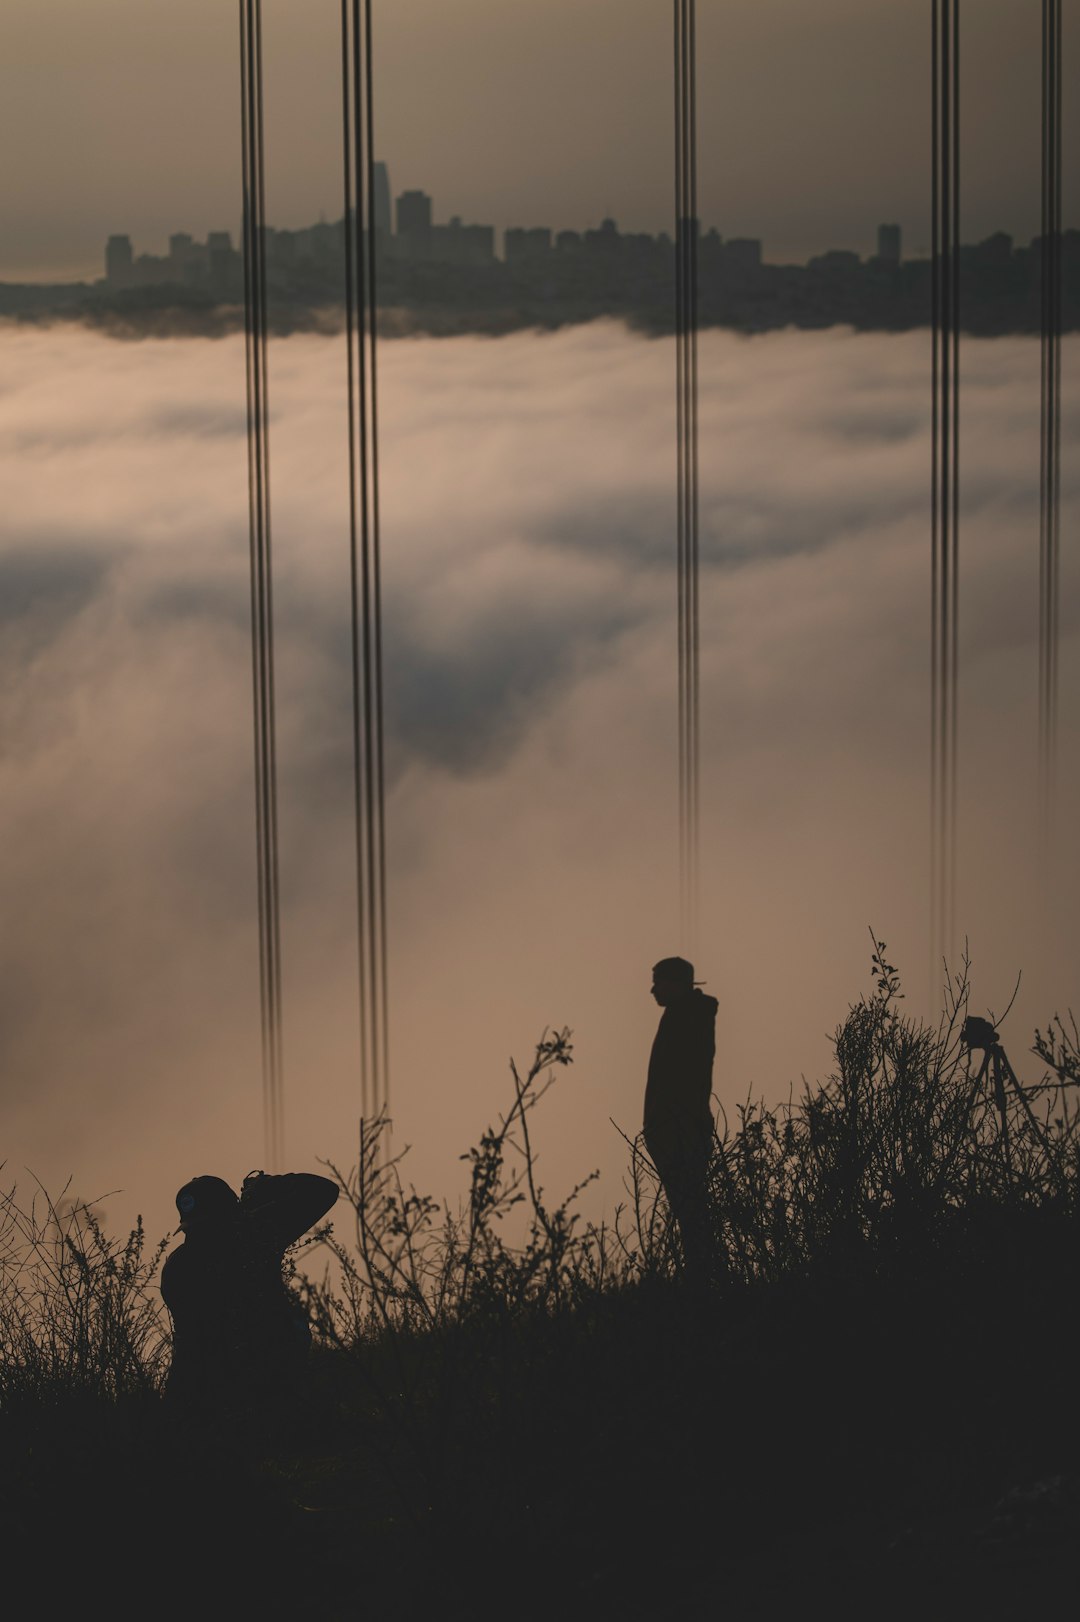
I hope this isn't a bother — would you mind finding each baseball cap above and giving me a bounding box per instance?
[174,1175,239,1232]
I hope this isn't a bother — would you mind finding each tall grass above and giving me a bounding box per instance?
[304,1028,609,1346]
[704,945,1080,1287]
[2,949,1077,1408]
[0,1177,169,1406]
[300,944,1079,1336]
[3,954,1077,1613]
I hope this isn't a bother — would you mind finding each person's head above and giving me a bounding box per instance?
[174,1175,239,1234]
[651,956,698,1006]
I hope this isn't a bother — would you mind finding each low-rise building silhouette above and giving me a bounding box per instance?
[505,226,552,262]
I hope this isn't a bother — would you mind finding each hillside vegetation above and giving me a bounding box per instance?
[2,947,1077,1618]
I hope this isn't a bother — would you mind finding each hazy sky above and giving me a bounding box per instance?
[2,0,1074,281]
[2,323,1076,1248]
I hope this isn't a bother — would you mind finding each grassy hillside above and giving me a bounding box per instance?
[3,948,1077,1618]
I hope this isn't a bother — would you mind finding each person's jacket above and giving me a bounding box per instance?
[161,1172,338,1406]
[643,989,718,1141]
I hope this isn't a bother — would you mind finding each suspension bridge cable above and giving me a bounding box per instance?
[674,0,700,950]
[341,0,390,1129]
[1039,0,1063,863]
[930,0,961,995]
[239,0,284,1168]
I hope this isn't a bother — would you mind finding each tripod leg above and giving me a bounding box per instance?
[1000,1043,1053,1149]
[992,1049,1013,1181]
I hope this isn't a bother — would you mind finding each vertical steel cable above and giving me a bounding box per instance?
[1039,0,1063,862]
[930,0,961,992]
[342,0,389,1129]
[674,0,700,950]
[949,0,960,959]
[927,0,934,992]
[240,0,284,1168]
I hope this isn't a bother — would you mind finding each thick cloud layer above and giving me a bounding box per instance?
[1,322,1077,1245]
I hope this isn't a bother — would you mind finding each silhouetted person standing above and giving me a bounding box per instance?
[644,956,717,1277]
[161,1169,338,1420]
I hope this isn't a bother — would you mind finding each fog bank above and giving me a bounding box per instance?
[1,323,1076,1246]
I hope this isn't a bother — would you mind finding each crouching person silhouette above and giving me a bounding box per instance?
[161,1169,338,1424]
[644,956,718,1280]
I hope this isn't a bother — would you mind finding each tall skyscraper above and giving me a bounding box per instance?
[207,231,237,291]
[372,162,391,237]
[105,234,133,284]
[877,223,902,265]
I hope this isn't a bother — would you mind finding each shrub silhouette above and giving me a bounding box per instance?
[0,1178,169,1406]
[703,945,1079,1287]
[2,949,1077,1404]
[1,952,1077,1616]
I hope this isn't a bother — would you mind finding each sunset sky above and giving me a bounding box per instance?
[1,4,1077,1252]
[2,0,1071,281]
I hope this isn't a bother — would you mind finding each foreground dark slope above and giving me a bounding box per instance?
[3,954,1078,1618]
